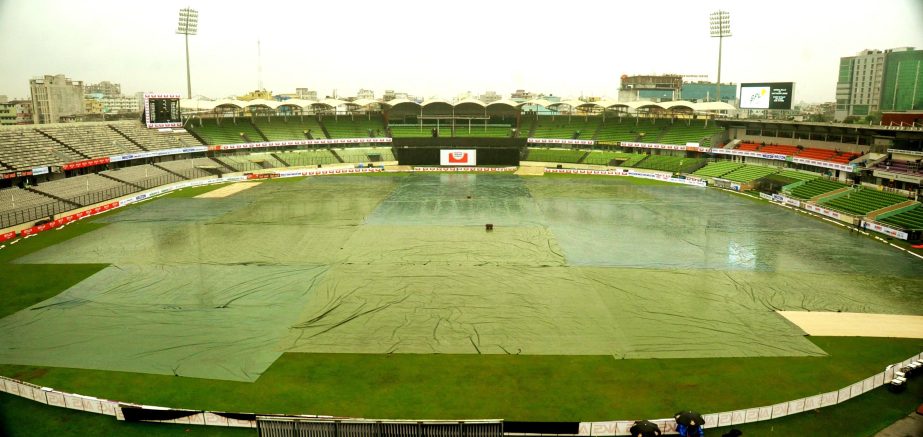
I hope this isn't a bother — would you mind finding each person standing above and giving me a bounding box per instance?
[676,423,704,437]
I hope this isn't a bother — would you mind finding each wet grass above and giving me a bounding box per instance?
[1,338,919,423]
[0,173,919,435]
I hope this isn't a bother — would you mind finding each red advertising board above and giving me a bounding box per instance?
[19,202,119,237]
[0,231,16,243]
[62,158,110,171]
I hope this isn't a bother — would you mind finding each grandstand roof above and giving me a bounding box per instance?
[179,97,738,113]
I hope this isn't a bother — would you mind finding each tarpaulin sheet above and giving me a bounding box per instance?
[3,174,921,381]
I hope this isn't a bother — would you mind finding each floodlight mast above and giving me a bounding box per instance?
[177,7,199,99]
[709,10,731,103]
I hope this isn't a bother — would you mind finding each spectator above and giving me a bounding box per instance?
[676,423,704,437]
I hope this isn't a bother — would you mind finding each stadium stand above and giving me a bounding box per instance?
[525,148,585,163]
[102,164,182,189]
[321,116,386,139]
[692,161,744,178]
[219,153,294,172]
[335,147,395,163]
[787,179,848,200]
[873,159,923,175]
[155,158,220,179]
[775,169,820,181]
[821,188,909,215]
[880,205,923,230]
[596,118,643,144]
[38,125,145,158]
[759,144,800,156]
[720,165,780,183]
[828,151,860,163]
[453,124,512,138]
[186,118,266,144]
[632,155,706,173]
[0,129,84,170]
[111,122,201,150]
[252,116,325,141]
[388,124,454,138]
[531,116,600,139]
[657,120,723,146]
[795,147,837,161]
[0,187,55,215]
[269,149,339,167]
[31,174,135,206]
[582,151,647,166]
[736,142,760,151]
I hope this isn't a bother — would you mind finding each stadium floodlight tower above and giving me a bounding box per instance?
[176,7,199,99]
[709,10,731,103]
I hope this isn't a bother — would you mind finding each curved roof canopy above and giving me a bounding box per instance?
[179,97,739,113]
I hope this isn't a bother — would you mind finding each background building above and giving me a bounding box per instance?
[0,103,15,125]
[8,100,32,124]
[681,82,738,104]
[880,48,923,113]
[835,47,922,121]
[83,81,121,97]
[29,74,85,124]
[618,74,683,102]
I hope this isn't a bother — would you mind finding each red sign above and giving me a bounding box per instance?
[0,231,16,242]
[447,152,469,164]
[246,173,279,180]
[62,158,110,171]
[18,201,119,237]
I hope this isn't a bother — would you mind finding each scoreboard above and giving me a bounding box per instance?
[739,83,794,110]
[143,93,182,128]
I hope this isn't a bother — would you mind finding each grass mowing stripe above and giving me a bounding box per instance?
[0,338,919,422]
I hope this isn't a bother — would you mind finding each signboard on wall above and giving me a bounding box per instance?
[440,149,476,166]
[739,82,794,109]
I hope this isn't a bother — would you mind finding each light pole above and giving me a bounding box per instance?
[176,8,198,99]
[709,10,731,103]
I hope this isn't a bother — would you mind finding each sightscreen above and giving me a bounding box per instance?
[739,82,794,110]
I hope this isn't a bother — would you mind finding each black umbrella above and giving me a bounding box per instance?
[629,420,662,436]
[674,410,705,426]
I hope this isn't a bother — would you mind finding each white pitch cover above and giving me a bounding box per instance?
[440,149,476,166]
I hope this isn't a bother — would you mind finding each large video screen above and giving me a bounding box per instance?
[143,93,182,128]
[739,82,794,109]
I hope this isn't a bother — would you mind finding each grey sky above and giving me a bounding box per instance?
[1,0,922,103]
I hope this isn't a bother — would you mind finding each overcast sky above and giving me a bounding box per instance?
[1,0,921,103]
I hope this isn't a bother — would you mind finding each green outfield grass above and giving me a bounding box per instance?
[0,172,920,436]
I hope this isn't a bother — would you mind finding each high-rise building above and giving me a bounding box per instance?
[880,48,923,113]
[834,47,923,121]
[29,74,85,124]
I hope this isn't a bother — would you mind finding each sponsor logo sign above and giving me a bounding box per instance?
[527,138,595,146]
[792,157,854,173]
[211,137,391,151]
[861,220,909,240]
[108,146,207,163]
[440,149,476,166]
[62,158,110,171]
[620,141,687,151]
[414,166,515,172]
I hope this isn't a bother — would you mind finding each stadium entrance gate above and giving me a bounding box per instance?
[256,417,503,437]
